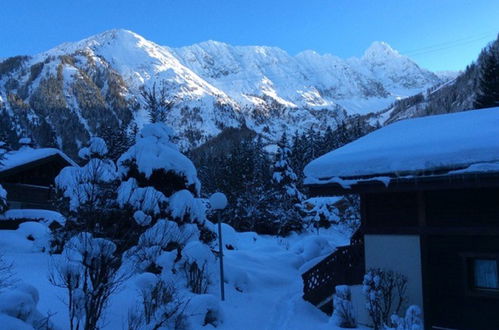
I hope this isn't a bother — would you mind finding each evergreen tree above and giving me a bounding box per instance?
[474,37,499,109]
[272,132,303,203]
[140,82,174,123]
[0,140,7,213]
[98,124,134,162]
[269,133,304,235]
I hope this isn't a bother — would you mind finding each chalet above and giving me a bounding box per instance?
[0,147,77,210]
[302,107,499,329]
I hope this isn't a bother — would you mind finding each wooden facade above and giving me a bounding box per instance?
[308,174,499,329]
[0,152,75,210]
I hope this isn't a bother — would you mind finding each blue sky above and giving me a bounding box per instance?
[0,0,498,71]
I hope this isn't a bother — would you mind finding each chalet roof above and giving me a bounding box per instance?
[304,107,499,193]
[0,148,77,176]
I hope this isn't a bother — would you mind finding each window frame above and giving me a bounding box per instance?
[462,252,499,298]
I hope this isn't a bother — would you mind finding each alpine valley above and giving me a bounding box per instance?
[0,29,453,156]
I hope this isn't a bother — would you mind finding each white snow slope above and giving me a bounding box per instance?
[1,222,362,330]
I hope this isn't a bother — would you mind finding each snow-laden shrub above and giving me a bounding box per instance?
[302,197,341,232]
[133,210,152,226]
[169,189,206,224]
[0,254,13,290]
[181,241,214,294]
[126,219,196,273]
[55,137,117,214]
[78,137,108,160]
[331,285,356,328]
[56,156,118,212]
[50,233,127,330]
[53,137,143,254]
[363,268,408,330]
[117,122,200,197]
[117,178,168,215]
[128,273,186,330]
[390,305,423,330]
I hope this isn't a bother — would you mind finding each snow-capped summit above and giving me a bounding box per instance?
[362,41,401,61]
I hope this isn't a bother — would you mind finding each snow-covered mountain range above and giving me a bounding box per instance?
[0,29,445,156]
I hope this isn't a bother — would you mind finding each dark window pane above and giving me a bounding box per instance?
[473,259,499,289]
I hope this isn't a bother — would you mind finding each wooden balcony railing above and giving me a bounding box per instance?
[302,232,365,312]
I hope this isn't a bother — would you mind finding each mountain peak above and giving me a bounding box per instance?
[363,41,401,60]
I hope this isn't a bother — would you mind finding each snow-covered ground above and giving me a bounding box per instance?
[1,222,365,329]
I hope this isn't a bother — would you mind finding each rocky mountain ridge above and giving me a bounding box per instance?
[0,29,445,156]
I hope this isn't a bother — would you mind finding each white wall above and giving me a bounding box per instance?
[352,234,424,326]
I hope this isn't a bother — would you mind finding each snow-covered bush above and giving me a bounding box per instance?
[128,273,186,330]
[117,123,214,242]
[301,197,341,232]
[77,137,108,160]
[0,254,13,290]
[181,241,215,294]
[118,123,200,198]
[331,285,356,328]
[53,125,220,329]
[50,233,127,330]
[53,137,142,253]
[301,195,360,234]
[390,305,422,330]
[363,268,408,330]
[56,139,118,212]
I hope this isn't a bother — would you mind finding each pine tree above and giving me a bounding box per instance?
[140,82,174,123]
[474,38,499,109]
[269,133,305,235]
[98,124,133,162]
[272,132,303,203]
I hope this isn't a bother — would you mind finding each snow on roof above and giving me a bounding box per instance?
[0,148,77,173]
[305,107,499,184]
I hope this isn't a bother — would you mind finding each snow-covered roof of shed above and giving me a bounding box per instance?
[0,148,77,173]
[304,107,499,184]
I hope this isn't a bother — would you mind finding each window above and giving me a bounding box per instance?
[472,259,499,290]
[468,256,499,292]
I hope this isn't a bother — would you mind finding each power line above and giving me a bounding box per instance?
[401,30,498,57]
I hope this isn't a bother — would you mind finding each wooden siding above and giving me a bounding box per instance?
[425,188,499,227]
[2,183,55,210]
[426,235,499,329]
[363,192,419,229]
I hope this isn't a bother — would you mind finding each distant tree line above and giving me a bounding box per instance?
[192,115,376,235]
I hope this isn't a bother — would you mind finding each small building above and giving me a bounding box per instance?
[303,107,499,329]
[0,147,77,210]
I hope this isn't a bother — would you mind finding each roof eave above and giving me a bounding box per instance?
[306,172,499,196]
